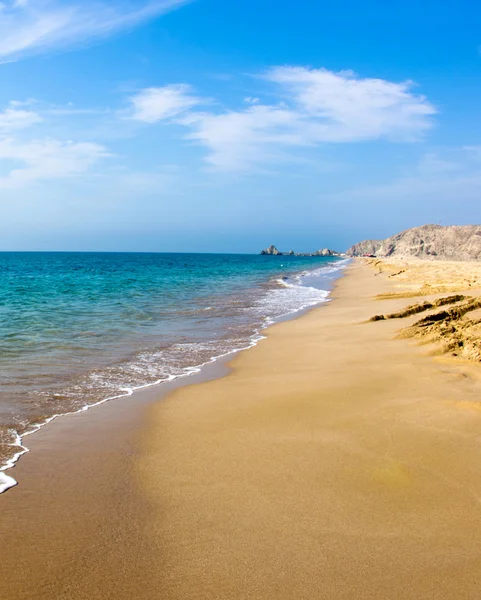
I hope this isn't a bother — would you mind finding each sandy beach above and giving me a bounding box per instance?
[2,259,481,599]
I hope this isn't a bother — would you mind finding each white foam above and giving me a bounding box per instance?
[0,431,29,493]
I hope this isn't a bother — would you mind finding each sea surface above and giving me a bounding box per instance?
[0,252,348,492]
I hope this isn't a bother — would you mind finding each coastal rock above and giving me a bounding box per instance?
[346,224,481,261]
[260,245,343,257]
[260,245,282,255]
[345,239,381,257]
[313,248,342,257]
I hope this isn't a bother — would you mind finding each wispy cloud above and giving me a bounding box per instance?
[265,66,435,143]
[0,0,190,61]
[0,137,110,187]
[128,84,202,122]
[0,97,109,186]
[129,66,437,171]
[0,103,42,129]
[180,104,304,171]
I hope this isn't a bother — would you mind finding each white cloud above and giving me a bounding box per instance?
[265,66,436,143]
[0,105,42,129]
[0,137,110,187]
[0,0,190,61]
[180,104,305,170]
[133,67,436,171]
[129,85,201,122]
[9,98,37,107]
[0,97,110,187]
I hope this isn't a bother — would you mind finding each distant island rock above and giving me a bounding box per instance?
[314,248,341,257]
[260,245,282,255]
[260,245,342,257]
[347,224,481,261]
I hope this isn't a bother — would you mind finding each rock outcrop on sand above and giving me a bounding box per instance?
[347,224,481,261]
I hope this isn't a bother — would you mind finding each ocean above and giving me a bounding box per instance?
[0,252,347,492]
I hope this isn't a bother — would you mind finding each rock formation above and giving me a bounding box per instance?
[347,225,481,261]
[313,248,342,257]
[260,245,342,257]
[345,239,381,257]
[260,245,282,255]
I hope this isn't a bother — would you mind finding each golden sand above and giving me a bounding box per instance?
[371,257,481,298]
[133,260,481,599]
[366,259,481,362]
[2,260,481,599]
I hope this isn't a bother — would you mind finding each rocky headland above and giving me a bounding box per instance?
[347,224,481,261]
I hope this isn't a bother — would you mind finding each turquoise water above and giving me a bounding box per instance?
[0,252,347,491]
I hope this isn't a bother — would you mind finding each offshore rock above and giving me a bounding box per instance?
[313,248,342,257]
[260,245,282,255]
[260,246,343,257]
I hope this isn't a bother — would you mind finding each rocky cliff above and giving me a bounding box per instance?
[347,225,481,261]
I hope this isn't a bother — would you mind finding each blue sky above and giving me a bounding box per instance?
[0,0,480,252]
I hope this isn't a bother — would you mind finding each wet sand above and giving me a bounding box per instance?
[2,260,481,599]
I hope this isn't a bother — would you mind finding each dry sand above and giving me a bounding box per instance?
[2,260,481,599]
[370,257,481,298]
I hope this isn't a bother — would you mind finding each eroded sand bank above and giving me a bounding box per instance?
[2,260,481,599]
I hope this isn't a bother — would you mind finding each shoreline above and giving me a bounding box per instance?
[0,259,347,495]
[2,260,481,599]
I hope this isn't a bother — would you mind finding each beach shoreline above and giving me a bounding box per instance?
[0,255,346,494]
[0,258,347,495]
[2,259,481,599]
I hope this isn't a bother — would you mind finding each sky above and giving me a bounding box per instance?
[0,0,480,252]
